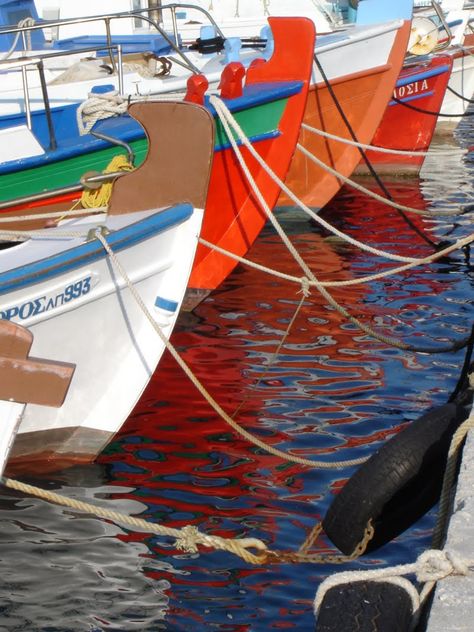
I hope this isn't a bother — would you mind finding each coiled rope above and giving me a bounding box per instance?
[80,154,134,208]
[76,91,128,136]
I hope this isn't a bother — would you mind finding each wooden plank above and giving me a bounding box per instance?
[0,356,75,407]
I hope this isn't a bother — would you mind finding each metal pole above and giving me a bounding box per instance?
[37,60,57,151]
[21,66,32,131]
[148,0,163,24]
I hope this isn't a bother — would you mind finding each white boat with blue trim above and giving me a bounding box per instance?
[0,99,214,472]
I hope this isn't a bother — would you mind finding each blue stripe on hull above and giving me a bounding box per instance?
[389,90,435,106]
[0,203,192,294]
[395,64,451,89]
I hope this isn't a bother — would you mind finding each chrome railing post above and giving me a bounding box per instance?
[117,44,124,95]
[21,66,32,130]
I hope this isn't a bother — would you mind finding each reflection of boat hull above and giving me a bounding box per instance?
[278,20,412,208]
[356,54,453,175]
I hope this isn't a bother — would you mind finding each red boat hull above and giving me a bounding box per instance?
[356,54,453,175]
[187,17,315,303]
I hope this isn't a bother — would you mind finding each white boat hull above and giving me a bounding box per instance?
[438,50,474,126]
[0,206,203,462]
[0,401,24,475]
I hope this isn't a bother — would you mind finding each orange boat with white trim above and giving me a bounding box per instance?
[279,0,414,209]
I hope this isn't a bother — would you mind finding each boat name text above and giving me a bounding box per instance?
[394,79,429,100]
[0,276,93,322]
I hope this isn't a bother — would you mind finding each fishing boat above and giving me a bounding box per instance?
[278,0,414,208]
[0,99,214,472]
[0,17,315,309]
[355,53,453,175]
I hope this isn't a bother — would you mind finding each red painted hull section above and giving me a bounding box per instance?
[357,54,453,175]
[188,17,315,296]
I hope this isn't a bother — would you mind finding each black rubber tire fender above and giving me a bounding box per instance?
[322,402,464,555]
[315,580,414,632]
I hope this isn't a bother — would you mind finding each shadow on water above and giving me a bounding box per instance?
[1,128,474,630]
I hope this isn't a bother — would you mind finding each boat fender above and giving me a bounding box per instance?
[322,402,467,555]
[315,580,414,632]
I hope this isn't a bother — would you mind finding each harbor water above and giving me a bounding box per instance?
[0,121,473,630]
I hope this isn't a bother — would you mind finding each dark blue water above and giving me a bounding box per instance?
[1,124,473,630]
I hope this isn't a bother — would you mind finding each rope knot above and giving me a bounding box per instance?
[445,551,470,576]
[298,277,311,298]
[175,525,201,553]
[417,550,469,583]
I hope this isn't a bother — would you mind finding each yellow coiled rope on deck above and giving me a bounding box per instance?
[80,154,134,209]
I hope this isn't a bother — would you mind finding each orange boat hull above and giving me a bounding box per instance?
[279,20,412,209]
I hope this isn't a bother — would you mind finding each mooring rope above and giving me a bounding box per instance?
[198,233,474,290]
[296,142,465,218]
[210,95,473,354]
[311,52,441,248]
[301,122,464,157]
[0,207,107,223]
[210,95,462,277]
[392,95,474,118]
[1,477,267,564]
[94,229,368,469]
[446,83,474,104]
[1,476,375,566]
[432,402,474,548]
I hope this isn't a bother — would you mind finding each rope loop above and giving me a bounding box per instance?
[416,550,470,583]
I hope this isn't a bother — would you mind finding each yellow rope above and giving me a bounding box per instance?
[80,154,134,209]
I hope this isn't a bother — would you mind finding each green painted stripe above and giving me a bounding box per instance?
[0,98,288,204]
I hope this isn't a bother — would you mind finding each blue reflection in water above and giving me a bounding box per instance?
[1,125,474,630]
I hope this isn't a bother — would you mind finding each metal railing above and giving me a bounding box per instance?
[0,4,228,76]
[0,43,124,148]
